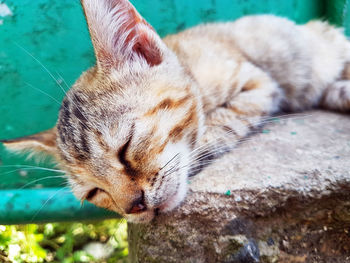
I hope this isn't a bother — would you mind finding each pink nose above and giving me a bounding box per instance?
[126,191,147,214]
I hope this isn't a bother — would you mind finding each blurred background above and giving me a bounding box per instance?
[0,0,349,262]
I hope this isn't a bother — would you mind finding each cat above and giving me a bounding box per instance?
[2,0,350,223]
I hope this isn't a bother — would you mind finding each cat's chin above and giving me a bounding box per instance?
[125,210,157,224]
[158,178,188,212]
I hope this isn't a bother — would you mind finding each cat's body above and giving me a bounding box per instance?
[2,0,350,223]
[166,15,350,113]
[164,15,350,149]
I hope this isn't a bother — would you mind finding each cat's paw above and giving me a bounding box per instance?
[323,80,350,112]
[195,125,238,162]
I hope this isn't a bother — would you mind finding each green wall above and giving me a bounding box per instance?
[326,0,350,35]
[0,0,345,223]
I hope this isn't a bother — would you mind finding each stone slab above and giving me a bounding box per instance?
[129,111,350,263]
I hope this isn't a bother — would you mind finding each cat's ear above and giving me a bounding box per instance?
[81,0,164,69]
[1,128,58,159]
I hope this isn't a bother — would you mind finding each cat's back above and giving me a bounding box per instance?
[163,15,310,109]
[164,15,309,89]
[163,15,301,66]
[163,20,247,72]
[164,15,350,110]
[165,14,350,76]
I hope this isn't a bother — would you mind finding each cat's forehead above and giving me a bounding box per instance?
[57,92,134,164]
[79,63,155,88]
[66,64,188,112]
[57,62,193,145]
[65,68,145,110]
[57,72,161,149]
[59,89,135,136]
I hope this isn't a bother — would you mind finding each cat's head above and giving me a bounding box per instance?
[2,0,204,223]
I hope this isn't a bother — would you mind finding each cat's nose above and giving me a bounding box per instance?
[126,191,147,214]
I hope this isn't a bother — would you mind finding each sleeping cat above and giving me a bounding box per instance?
[2,0,350,223]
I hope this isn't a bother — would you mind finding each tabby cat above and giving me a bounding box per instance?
[2,0,350,223]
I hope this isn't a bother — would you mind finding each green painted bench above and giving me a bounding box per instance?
[0,0,348,224]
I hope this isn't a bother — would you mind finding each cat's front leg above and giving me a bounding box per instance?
[195,63,282,166]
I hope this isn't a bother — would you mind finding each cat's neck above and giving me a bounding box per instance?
[164,30,245,114]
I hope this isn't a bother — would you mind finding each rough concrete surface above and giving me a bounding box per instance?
[128,110,350,263]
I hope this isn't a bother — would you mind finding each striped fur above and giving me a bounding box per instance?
[3,1,350,223]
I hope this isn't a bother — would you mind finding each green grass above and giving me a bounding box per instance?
[0,219,128,263]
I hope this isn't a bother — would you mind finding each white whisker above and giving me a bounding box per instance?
[25,82,62,106]
[15,43,94,132]
[56,71,71,91]
[0,165,65,173]
[14,42,68,95]
[31,187,70,222]
[18,175,67,190]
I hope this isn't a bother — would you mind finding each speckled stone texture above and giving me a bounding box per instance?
[128,110,350,263]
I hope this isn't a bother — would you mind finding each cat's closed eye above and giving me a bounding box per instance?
[86,187,104,201]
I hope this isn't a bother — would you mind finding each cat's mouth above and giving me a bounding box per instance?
[154,182,187,214]
[156,192,180,212]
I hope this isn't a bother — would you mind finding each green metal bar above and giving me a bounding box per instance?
[0,188,120,225]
